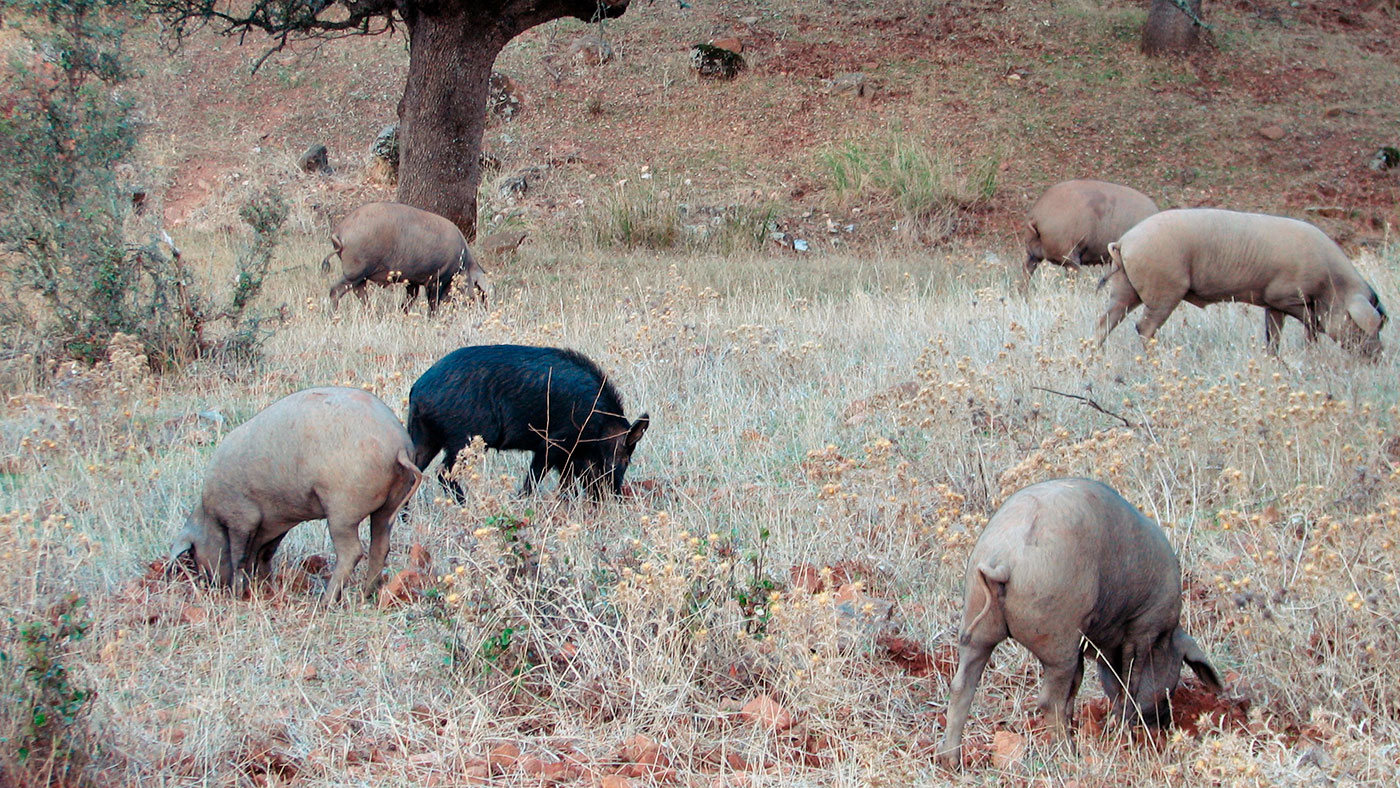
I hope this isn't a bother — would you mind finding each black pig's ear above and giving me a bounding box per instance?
[1175,629,1223,693]
[626,414,650,448]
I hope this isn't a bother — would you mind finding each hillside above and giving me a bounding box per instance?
[130,0,1400,250]
[3,2,1400,787]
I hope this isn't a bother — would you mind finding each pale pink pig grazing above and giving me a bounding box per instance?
[1095,208,1386,357]
[322,202,489,313]
[937,478,1221,770]
[170,387,422,604]
[1022,180,1159,291]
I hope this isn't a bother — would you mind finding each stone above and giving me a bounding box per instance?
[738,694,794,731]
[568,34,614,66]
[990,730,1026,769]
[479,229,528,258]
[297,143,331,174]
[487,743,520,774]
[690,44,746,80]
[830,72,873,98]
[1258,125,1286,141]
[377,569,426,609]
[710,37,743,53]
[488,71,523,121]
[370,124,399,183]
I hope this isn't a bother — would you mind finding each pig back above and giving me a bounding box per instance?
[1030,181,1158,262]
[336,203,467,281]
[1119,209,1352,305]
[202,387,413,519]
[976,479,1181,647]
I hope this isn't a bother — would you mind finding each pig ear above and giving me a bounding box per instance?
[1347,293,1384,337]
[1174,629,1223,693]
[626,413,650,449]
[1025,219,1039,238]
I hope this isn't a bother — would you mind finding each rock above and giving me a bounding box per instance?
[991,730,1026,769]
[1258,125,1287,141]
[377,569,426,609]
[568,34,614,66]
[1369,146,1399,171]
[488,71,523,121]
[739,16,758,25]
[371,124,399,164]
[487,742,520,774]
[297,143,331,174]
[408,543,433,572]
[710,37,743,53]
[738,694,794,731]
[620,734,669,769]
[830,72,874,98]
[690,44,746,80]
[497,165,548,199]
[479,229,528,259]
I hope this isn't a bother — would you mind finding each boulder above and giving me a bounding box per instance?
[568,34,614,66]
[488,71,523,121]
[830,72,874,98]
[690,44,746,80]
[297,143,331,174]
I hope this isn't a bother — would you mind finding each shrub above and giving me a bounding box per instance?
[819,134,999,242]
[0,0,283,373]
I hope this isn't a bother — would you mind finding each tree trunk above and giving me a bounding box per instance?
[395,6,509,242]
[394,0,629,242]
[1141,0,1203,57]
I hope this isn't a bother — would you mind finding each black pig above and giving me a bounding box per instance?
[407,345,649,499]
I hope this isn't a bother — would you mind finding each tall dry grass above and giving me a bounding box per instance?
[1,233,1397,786]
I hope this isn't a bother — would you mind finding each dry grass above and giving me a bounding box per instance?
[1,231,1398,786]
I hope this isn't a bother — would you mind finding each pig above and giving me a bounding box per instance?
[936,478,1222,770]
[169,387,422,604]
[1095,209,1386,357]
[407,345,649,501]
[321,202,489,313]
[1022,180,1159,292]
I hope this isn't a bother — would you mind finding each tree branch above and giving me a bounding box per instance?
[1168,0,1211,30]
[1031,386,1136,429]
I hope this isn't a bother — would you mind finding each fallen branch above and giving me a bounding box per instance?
[1032,386,1136,429]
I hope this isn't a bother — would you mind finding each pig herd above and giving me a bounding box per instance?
[170,184,1391,769]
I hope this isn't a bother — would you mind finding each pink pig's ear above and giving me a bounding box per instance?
[1347,293,1385,337]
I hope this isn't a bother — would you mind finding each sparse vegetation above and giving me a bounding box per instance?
[820,135,999,242]
[3,0,1400,785]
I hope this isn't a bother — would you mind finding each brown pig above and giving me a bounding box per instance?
[936,478,1221,769]
[322,202,489,313]
[1022,180,1159,291]
[1095,208,1386,357]
[170,387,422,604]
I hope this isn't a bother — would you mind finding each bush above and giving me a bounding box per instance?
[576,174,776,254]
[0,0,283,373]
[819,134,999,242]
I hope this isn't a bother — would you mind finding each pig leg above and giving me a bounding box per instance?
[363,458,421,595]
[323,513,366,605]
[519,452,548,495]
[1264,308,1288,355]
[1094,287,1142,347]
[352,281,370,305]
[329,278,357,309]
[1135,292,1186,344]
[938,567,1010,770]
[252,530,290,582]
[437,449,468,504]
[937,637,1001,770]
[402,283,421,312]
[1036,648,1086,741]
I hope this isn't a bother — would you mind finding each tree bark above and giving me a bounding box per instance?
[395,6,508,242]
[395,0,629,242]
[1141,0,1203,57]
